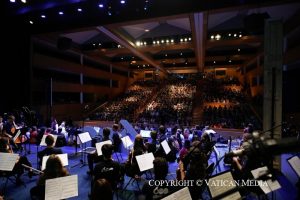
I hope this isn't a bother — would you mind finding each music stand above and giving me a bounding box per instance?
[71,132,93,168]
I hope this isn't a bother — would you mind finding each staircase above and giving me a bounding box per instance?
[192,86,203,125]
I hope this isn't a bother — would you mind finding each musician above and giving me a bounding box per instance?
[38,135,63,167]
[0,137,34,185]
[3,115,21,150]
[112,124,122,154]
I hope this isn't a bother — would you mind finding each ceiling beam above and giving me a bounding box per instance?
[96,26,168,74]
[190,12,207,72]
[206,36,263,49]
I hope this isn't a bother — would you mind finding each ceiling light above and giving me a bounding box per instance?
[234,33,237,37]
[143,42,147,45]
[238,48,240,52]
[170,39,174,43]
[185,62,188,65]
[77,8,82,12]
[156,41,160,44]
[108,11,112,16]
[213,61,216,64]
[117,44,121,48]
[215,34,221,40]
[173,63,175,65]
[41,15,46,18]
[93,43,96,46]
[21,0,26,3]
[10,0,16,3]
[99,4,104,8]
[29,20,33,24]
[136,41,141,46]
[165,54,168,57]
[161,40,164,43]
[228,33,231,36]
[180,52,183,56]
[210,35,214,39]
[59,11,64,15]
[229,60,232,63]
[166,39,169,43]
[145,29,149,32]
[239,34,242,38]
[143,64,145,67]
[120,0,125,4]
[153,41,156,44]
[121,57,124,60]
[188,37,191,41]
[180,38,183,42]
[184,38,188,42]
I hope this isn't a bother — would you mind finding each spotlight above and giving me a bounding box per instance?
[136,41,141,46]
[29,20,33,24]
[21,0,26,3]
[161,40,164,43]
[120,0,125,4]
[228,33,231,36]
[188,37,191,41]
[41,15,46,18]
[10,0,16,3]
[210,35,214,39]
[170,39,174,43]
[184,38,188,41]
[99,4,104,8]
[239,34,242,38]
[145,29,149,32]
[153,41,156,44]
[156,41,160,44]
[59,11,64,15]
[166,40,169,43]
[143,42,147,45]
[180,38,183,42]
[215,34,221,40]
[77,8,82,12]
[234,33,237,37]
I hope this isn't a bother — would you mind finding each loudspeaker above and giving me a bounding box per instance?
[57,37,72,50]
[244,12,270,34]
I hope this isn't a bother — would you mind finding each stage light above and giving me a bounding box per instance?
[166,39,169,43]
[136,41,141,46]
[77,8,82,12]
[170,39,174,43]
[239,34,242,38]
[21,0,26,3]
[59,11,64,15]
[41,15,46,18]
[10,0,16,3]
[153,41,156,44]
[29,20,33,24]
[210,35,214,39]
[215,34,221,40]
[180,38,183,42]
[161,40,164,43]
[234,33,237,37]
[143,42,147,45]
[99,4,104,8]
[156,41,160,44]
[184,38,187,42]
[228,33,231,36]
[188,37,191,41]
[120,0,125,4]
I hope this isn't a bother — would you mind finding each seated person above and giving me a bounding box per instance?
[38,135,63,167]
[112,124,122,153]
[32,154,69,199]
[87,128,111,175]
[125,134,146,178]
[0,137,34,185]
[179,140,190,162]
[93,144,124,190]
[142,157,178,200]
[91,178,113,200]
[146,131,159,155]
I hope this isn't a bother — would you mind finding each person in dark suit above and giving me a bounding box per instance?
[38,134,63,167]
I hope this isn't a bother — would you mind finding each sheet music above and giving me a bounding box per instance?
[213,146,220,159]
[95,140,112,156]
[121,136,133,149]
[40,134,58,146]
[288,156,300,177]
[161,187,192,200]
[136,152,155,171]
[13,130,21,142]
[251,166,269,179]
[161,140,171,154]
[0,153,19,171]
[259,179,281,194]
[140,130,151,138]
[45,175,78,200]
[42,154,69,170]
[78,132,92,144]
[222,191,242,200]
[93,127,100,133]
[208,171,236,198]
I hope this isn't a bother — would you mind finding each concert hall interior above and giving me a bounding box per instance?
[1,0,300,200]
